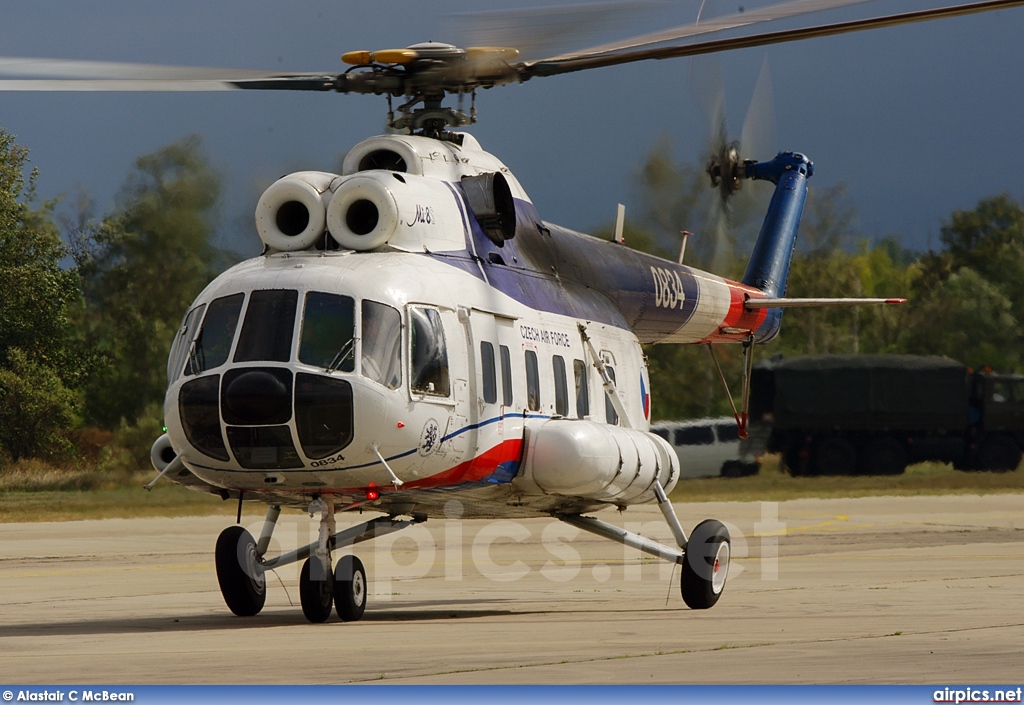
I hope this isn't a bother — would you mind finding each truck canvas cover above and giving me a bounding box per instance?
[756,355,969,431]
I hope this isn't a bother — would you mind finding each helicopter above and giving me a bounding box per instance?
[2,0,1019,623]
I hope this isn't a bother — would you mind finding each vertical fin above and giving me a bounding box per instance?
[740,152,813,340]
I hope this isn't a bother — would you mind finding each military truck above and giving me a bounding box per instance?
[748,355,1024,476]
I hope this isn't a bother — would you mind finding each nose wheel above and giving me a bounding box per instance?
[213,506,420,622]
[299,555,336,623]
[334,554,367,621]
[298,553,368,623]
[215,526,267,617]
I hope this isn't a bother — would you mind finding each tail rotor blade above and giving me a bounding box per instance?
[740,55,778,164]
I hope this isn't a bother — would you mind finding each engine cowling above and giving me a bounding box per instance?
[517,418,679,505]
[327,171,466,253]
[150,433,178,472]
[255,171,335,252]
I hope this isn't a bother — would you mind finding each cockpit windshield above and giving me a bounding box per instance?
[172,289,411,393]
[185,293,244,376]
[299,292,356,372]
[234,290,297,363]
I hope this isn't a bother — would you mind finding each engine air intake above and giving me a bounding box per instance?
[255,172,334,251]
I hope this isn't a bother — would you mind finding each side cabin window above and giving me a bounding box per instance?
[234,289,298,363]
[553,355,568,417]
[573,359,589,418]
[410,307,450,396]
[481,342,497,404]
[500,344,513,407]
[525,349,541,412]
[299,292,355,371]
[362,301,402,389]
[186,293,245,376]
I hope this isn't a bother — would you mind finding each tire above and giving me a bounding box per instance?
[334,555,368,622]
[811,436,857,476]
[859,437,907,476]
[977,434,1022,472]
[300,556,335,623]
[215,526,267,617]
[681,519,731,610]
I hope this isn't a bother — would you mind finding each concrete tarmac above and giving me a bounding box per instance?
[2,494,1022,684]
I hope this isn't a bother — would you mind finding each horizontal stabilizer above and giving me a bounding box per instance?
[744,297,906,309]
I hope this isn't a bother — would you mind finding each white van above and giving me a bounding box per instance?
[650,417,758,478]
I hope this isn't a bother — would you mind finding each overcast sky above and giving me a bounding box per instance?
[0,0,1021,257]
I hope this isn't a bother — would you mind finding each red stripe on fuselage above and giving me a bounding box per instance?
[342,438,524,495]
[403,438,524,489]
[699,281,768,343]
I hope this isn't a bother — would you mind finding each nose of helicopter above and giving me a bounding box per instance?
[222,368,292,425]
[174,367,360,471]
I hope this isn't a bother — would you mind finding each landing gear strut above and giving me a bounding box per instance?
[557,480,732,610]
[214,499,422,623]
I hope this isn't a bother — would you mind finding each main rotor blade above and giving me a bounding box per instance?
[522,0,1024,79]
[452,1,659,61]
[0,56,338,91]
[543,0,875,61]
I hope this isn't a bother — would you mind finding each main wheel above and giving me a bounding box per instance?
[215,526,266,617]
[334,555,367,622]
[860,436,907,476]
[681,519,731,610]
[300,556,335,623]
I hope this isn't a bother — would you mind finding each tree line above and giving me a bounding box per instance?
[613,140,1024,420]
[0,128,1021,467]
[0,130,225,467]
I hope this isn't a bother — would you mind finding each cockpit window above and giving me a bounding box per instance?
[410,307,450,396]
[233,290,298,363]
[184,293,244,376]
[362,301,402,389]
[168,304,205,382]
[298,292,355,371]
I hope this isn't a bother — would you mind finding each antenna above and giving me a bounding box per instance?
[678,230,692,264]
[613,203,625,243]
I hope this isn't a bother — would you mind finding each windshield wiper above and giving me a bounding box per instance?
[326,337,355,373]
[186,332,206,375]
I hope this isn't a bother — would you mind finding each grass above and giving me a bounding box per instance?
[1,453,1023,523]
[0,462,232,523]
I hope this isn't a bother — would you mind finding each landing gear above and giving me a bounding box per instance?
[299,556,335,623]
[215,525,266,617]
[680,519,731,609]
[213,499,421,623]
[559,481,732,610]
[334,555,367,621]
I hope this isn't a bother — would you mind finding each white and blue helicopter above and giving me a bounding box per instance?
[4,0,1018,622]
